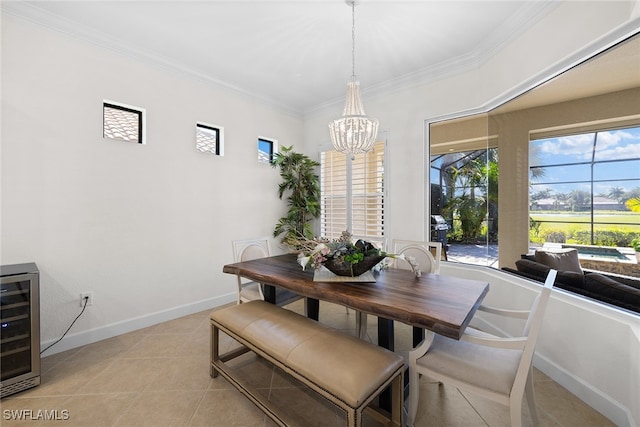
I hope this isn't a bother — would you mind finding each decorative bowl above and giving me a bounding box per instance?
[323,254,386,277]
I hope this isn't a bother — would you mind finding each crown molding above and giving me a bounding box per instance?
[480,16,640,116]
[303,1,558,116]
[0,0,562,119]
[424,17,640,134]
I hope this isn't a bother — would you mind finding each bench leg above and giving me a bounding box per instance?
[346,408,358,427]
[391,371,403,427]
[210,322,220,378]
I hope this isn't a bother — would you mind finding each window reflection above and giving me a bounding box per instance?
[430,148,498,267]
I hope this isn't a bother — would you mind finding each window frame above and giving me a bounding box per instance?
[529,125,640,246]
[257,137,278,164]
[196,122,224,156]
[102,100,146,144]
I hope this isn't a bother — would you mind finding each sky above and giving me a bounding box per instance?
[530,126,640,197]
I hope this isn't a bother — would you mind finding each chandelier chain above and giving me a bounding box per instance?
[351,1,356,78]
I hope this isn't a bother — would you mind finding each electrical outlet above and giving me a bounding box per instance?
[80,292,93,307]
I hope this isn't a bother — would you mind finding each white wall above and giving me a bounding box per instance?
[439,263,640,427]
[1,15,303,353]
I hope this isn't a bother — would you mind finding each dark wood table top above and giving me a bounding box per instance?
[223,253,489,340]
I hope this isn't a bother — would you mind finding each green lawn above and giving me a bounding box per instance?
[531,212,640,231]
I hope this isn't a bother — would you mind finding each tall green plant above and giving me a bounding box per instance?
[272,145,321,247]
[443,156,495,243]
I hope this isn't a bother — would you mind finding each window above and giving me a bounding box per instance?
[430,148,498,257]
[103,101,145,144]
[258,137,277,164]
[320,140,385,241]
[196,122,224,155]
[529,126,640,247]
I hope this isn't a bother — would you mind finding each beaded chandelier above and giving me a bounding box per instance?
[328,1,379,159]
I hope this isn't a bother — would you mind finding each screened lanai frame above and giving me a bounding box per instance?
[430,149,496,227]
[529,126,640,247]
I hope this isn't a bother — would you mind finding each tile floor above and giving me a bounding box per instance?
[1,300,614,426]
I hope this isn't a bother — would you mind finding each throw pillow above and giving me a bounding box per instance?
[520,253,536,261]
[535,248,583,273]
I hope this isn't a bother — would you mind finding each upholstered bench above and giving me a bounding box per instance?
[210,300,404,427]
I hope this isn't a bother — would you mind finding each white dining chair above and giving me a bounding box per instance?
[356,239,441,340]
[407,269,557,427]
[231,237,305,309]
[391,239,442,274]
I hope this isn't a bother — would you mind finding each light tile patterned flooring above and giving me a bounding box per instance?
[1,300,614,426]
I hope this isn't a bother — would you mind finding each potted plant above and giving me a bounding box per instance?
[272,145,321,248]
[295,230,421,278]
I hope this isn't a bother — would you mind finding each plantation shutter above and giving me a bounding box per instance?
[320,149,348,239]
[352,141,385,239]
[320,140,385,241]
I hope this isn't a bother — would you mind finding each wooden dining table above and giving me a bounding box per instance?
[223,253,489,343]
[223,253,489,411]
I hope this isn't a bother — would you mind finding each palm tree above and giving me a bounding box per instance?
[607,186,625,204]
[443,155,490,243]
[622,187,640,204]
[568,190,591,212]
[529,145,546,182]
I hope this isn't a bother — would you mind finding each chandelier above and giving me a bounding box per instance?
[328,0,379,159]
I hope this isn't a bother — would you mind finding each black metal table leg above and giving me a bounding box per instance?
[413,326,425,347]
[377,317,395,411]
[378,321,423,413]
[263,285,319,321]
[306,298,319,321]
[263,284,276,304]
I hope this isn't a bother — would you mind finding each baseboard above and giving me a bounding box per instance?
[474,315,634,427]
[533,353,635,427]
[40,293,236,356]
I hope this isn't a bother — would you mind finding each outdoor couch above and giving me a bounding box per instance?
[501,249,640,314]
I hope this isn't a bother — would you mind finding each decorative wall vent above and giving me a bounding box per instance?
[103,101,145,144]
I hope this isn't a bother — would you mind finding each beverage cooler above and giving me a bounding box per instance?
[1,263,40,398]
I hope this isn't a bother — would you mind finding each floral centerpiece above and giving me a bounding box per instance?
[293,231,421,278]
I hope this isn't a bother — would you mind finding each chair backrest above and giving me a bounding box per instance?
[513,269,556,395]
[232,238,270,262]
[231,238,271,290]
[392,239,441,274]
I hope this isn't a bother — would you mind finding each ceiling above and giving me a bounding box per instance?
[494,32,640,114]
[4,1,560,115]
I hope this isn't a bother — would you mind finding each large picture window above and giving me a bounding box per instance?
[529,126,640,247]
[320,141,385,242]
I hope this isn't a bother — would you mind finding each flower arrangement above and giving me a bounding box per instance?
[294,231,421,277]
